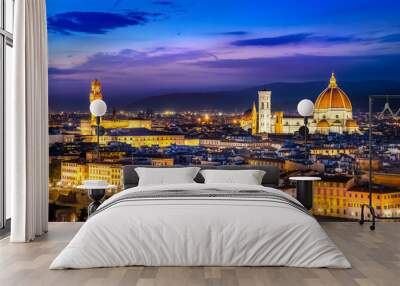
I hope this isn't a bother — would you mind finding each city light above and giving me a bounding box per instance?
[48,79,400,222]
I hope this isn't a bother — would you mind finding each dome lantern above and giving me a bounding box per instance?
[329,72,337,88]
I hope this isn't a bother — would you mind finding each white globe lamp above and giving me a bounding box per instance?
[90,99,107,117]
[297,99,314,117]
[297,99,314,162]
[89,99,107,161]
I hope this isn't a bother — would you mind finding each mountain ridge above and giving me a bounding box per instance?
[127,80,400,112]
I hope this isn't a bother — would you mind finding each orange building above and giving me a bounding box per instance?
[313,175,354,217]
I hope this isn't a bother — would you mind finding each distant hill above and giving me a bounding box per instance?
[128,80,400,112]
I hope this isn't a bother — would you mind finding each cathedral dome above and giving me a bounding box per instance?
[314,73,352,110]
[317,119,330,128]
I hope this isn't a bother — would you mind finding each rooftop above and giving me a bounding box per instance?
[107,128,184,137]
[349,183,400,193]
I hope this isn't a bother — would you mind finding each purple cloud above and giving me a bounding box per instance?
[215,31,249,36]
[152,1,175,5]
[231,33,363,47]
[49,48,218,77]
[48,11,162,35]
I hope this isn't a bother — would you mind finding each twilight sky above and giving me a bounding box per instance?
[47,0,400,109]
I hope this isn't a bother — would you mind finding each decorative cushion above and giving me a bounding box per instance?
[135,167,201,186]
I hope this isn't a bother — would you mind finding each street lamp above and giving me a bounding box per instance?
[297,99,314,161]
[90,99,107,160]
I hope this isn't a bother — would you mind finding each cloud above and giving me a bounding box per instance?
[231,33,363,47]
[231,33,311,46]
[152,1,185,13]
[152,1,175,5]
[49,48,218,77]
[47,11,162,35]
[215,31,249,36]
[379,33,400,43]
[188,53,400,81]
[48,67,100,76]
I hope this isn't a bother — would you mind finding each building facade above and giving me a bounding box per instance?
[241,73,360,135]
[60,161,88,187]
[83,129,200,148]
[80,79,152,135]
[88,163,123,188]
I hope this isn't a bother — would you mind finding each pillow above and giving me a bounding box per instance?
[135,167,201,186]
[200,169,266,185]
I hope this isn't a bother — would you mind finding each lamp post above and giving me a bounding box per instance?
[297,99,314,162]
[89,99,107,160]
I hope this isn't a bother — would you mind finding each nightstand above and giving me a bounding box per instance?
[289,176,321,210]
[77,182,117,215]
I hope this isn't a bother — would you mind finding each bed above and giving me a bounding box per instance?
[50,166,351,269]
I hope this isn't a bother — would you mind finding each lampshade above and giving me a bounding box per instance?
[297,99,314,117]
[90,99,107,117]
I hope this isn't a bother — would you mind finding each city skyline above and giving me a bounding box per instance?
[47,0,400,110]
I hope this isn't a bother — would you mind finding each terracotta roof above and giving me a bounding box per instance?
[314,73,352,110]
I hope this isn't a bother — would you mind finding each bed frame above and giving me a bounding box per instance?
[122,165,281,190]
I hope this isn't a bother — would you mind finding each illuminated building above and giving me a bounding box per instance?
[240,102,258,135]
[258,90,272,133]
[83,128,200,148]
[80,80,152,135]
[88,163,123,188]
[61,161,88,187]
[85,151,125,162]
[283,160,324,172]
[246,157,284,169]
[313,175,354,217]
[310,147,357,156]
[347,184,400,218]
[371,172,400,188]
[151,158,174,166]
[61,160,123,188]
[199,139,272,149]
[313,174,400,219]
[313,73,358,134]
[89,79,103,124]
[49,134,75,144]
[252,73,360,135]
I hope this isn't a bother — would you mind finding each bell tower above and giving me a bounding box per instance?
[89,79,103,124]
[258,90,272,133]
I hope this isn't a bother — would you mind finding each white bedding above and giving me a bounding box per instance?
[50,183,351,269]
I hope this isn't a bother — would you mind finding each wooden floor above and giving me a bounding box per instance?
[0,222,399,286]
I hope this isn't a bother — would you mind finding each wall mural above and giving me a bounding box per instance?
[47,0,400,222]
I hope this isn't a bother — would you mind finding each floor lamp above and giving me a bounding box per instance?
[89,99,107,160]
[360,94,400,230]
[297,99,314,162]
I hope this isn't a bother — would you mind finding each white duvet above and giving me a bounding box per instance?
[50,183,351,269]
